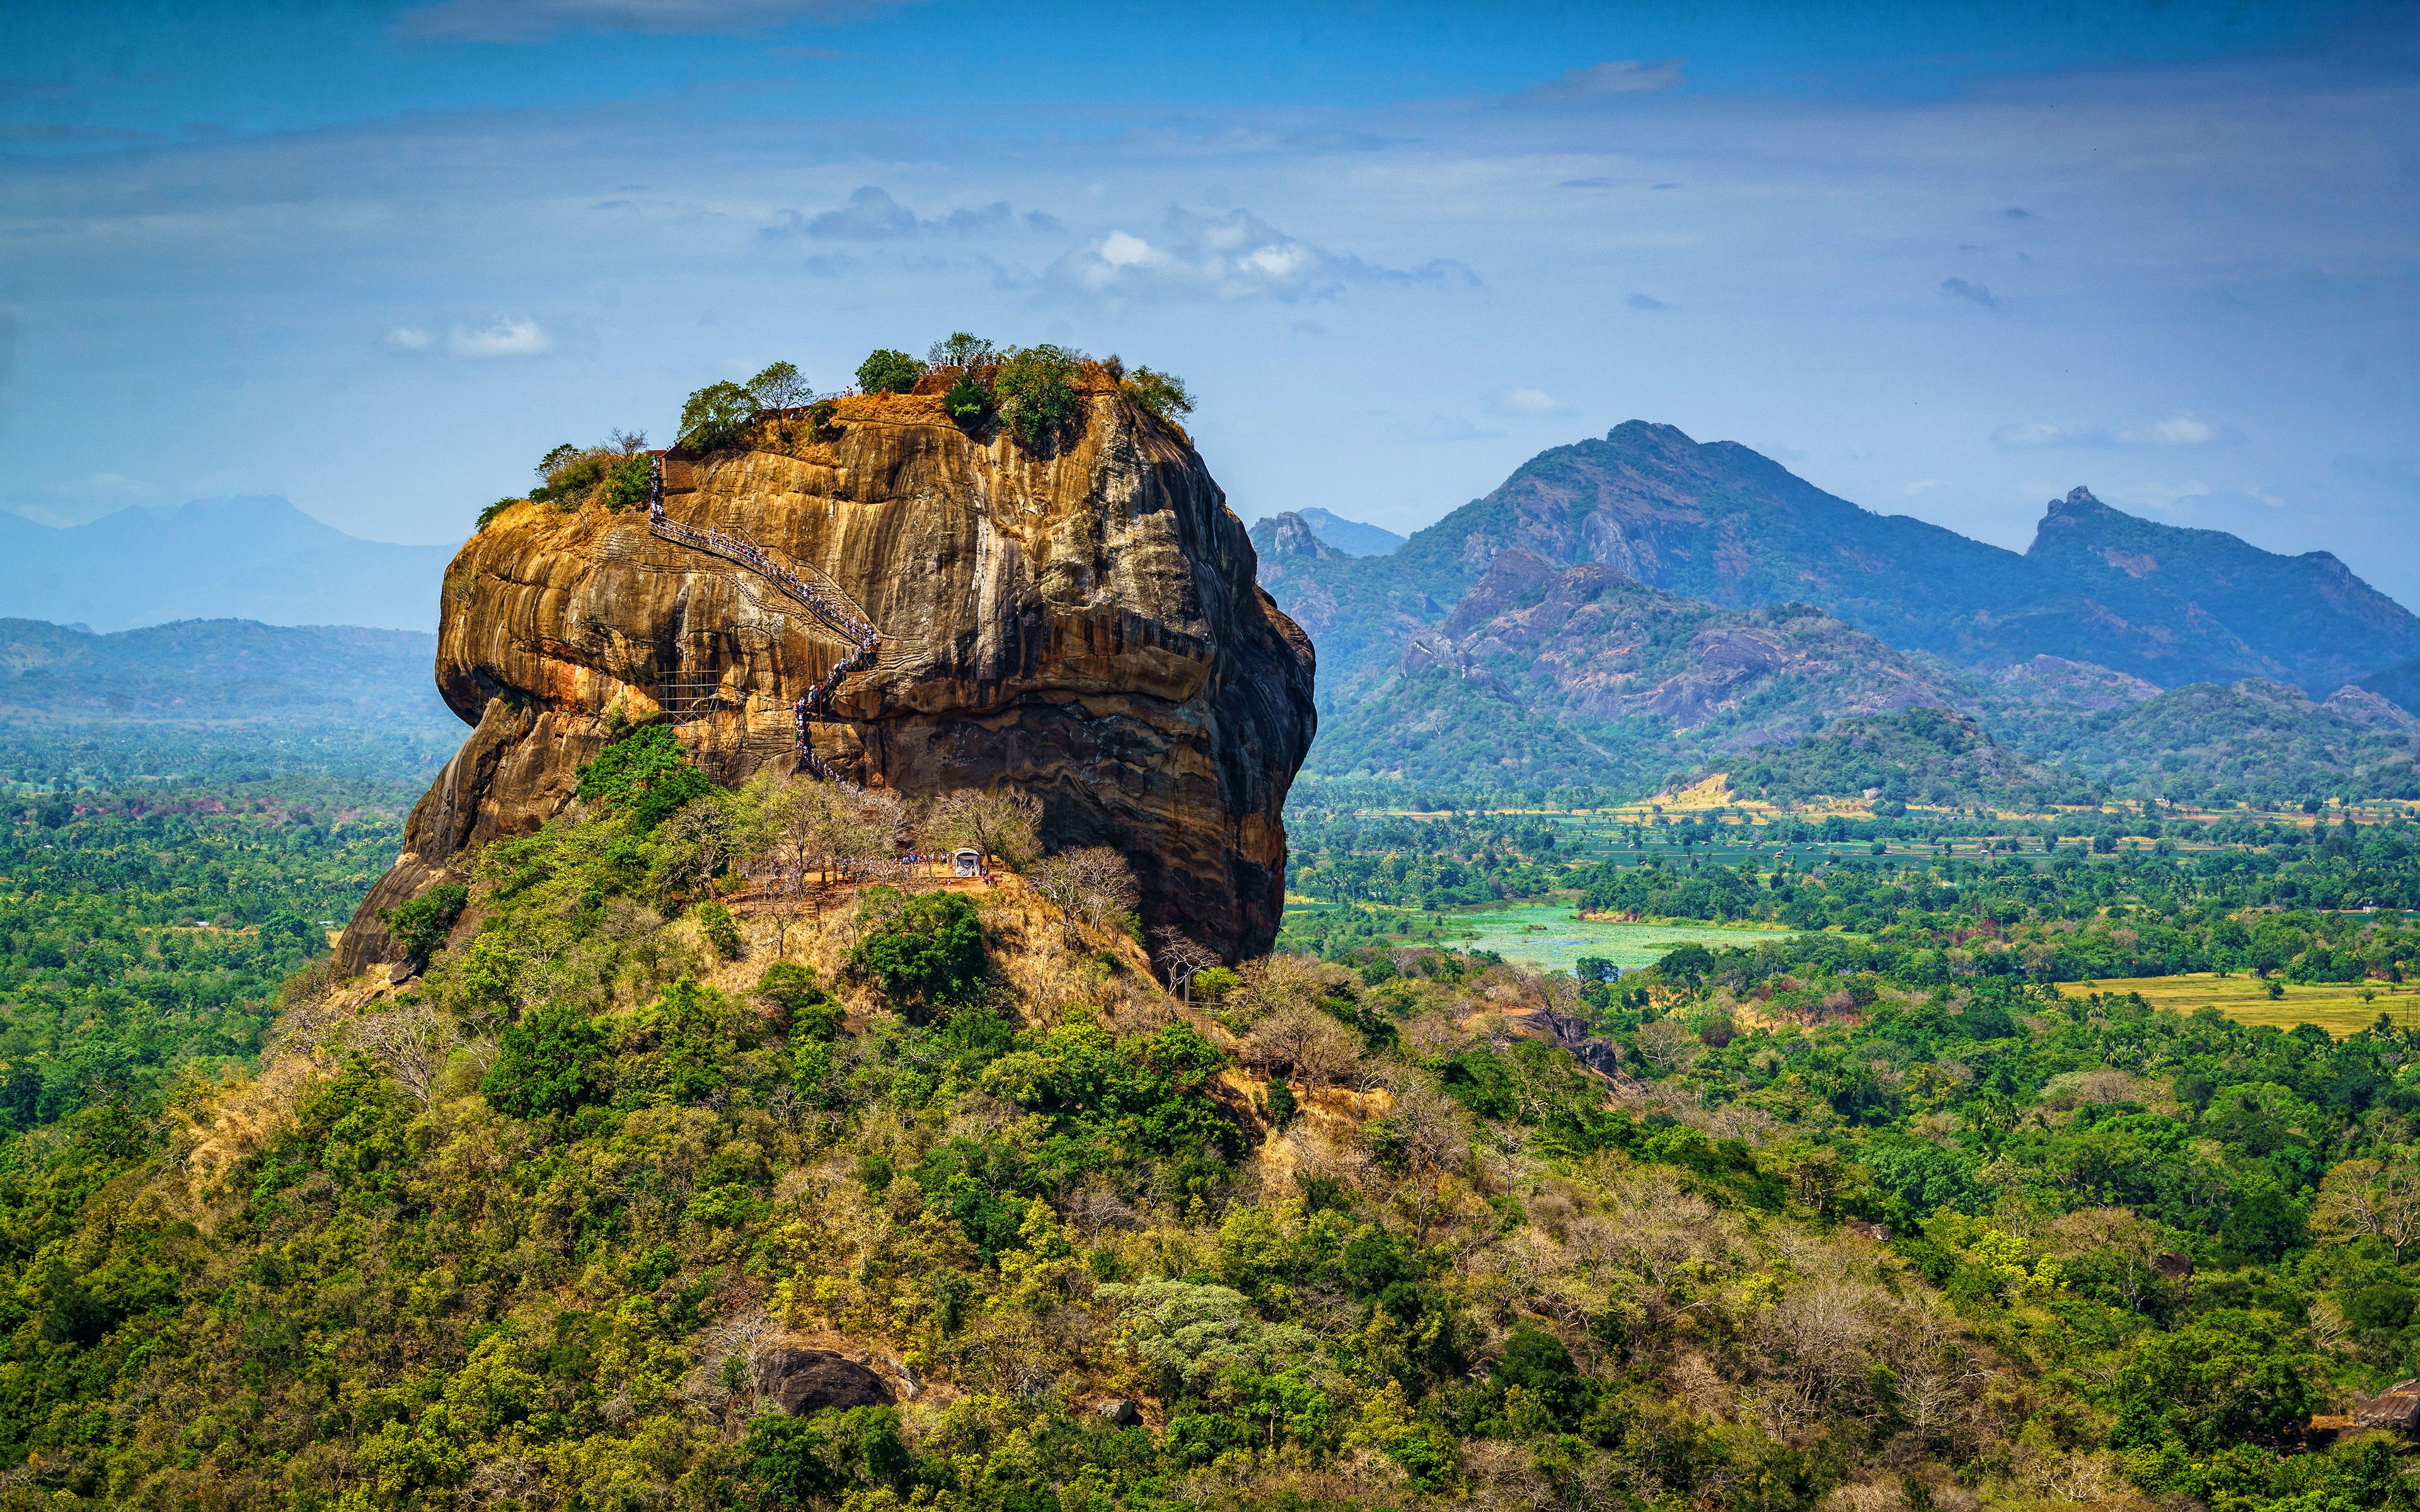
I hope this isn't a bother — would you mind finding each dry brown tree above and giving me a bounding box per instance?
[1243,1007,1363,1091]
[1376,1073,1471,1243]
[921,786,1042,870]
[1027,845,1141,944]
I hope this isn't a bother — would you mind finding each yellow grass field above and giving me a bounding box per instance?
[2060,973,2420,1038]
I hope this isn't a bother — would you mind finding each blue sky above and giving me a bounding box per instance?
[5,0,2418,607]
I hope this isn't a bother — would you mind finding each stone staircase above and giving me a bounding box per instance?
[646,455,879,779]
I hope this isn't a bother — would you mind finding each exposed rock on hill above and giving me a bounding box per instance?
[337,377,1315,970]
[1257,422,2420,696]
[1310,551,1976,789]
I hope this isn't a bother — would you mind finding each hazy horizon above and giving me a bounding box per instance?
[5,0,2417,605]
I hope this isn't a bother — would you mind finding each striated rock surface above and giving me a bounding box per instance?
[335,376,1315,971]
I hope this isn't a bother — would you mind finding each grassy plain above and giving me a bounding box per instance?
[2060,971,2420,1038]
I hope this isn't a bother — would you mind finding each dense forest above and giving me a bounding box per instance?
[0,779,410,1133]
[0,720,2413,1510]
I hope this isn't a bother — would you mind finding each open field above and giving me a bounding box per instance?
[2060,972,2420,1038]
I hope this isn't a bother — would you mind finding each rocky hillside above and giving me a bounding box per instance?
[1259,421,2420,696]
[1307,551,1978,789]
[2000,679,2420,803]
[339,374,1315,969]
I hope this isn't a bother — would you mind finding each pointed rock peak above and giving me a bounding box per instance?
[2063,486,2101,507]
[1257,511,1334,559]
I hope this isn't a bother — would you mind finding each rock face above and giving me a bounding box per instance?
[755,1348,894,1415]
[335,376,1316,971]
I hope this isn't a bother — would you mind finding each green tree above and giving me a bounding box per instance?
[1123,365,1194,420]
[480,1002,613,1118]
[677,380,755,452]
[855,348,926,395]
[993,343,1085,447]
[926,331,997,369]
[941,369,990,424]
[850,889,986,1006]
[747,359,814,410]
[379,881,468,960]
[575,724,716,833]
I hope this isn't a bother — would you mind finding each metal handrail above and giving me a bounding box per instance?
[646,455,879,779]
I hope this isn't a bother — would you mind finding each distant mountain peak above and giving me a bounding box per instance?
[1253,511,1339,561]
[0,495,456,633]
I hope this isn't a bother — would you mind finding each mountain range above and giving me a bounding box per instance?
[0,617,462,786]
[1256,421,2420,802]
[0,617,452,730]
[0,497,454,633]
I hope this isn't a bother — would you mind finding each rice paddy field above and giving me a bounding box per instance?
[2060,972,2420,1038]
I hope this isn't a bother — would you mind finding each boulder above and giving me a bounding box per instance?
[1096,1399,1143,1428]
[2354,1379,2420,1433]
[335,377,1316,971]
[756,1348,895,1416]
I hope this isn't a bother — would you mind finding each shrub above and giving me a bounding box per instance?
[993,344,1085,448]
[575,724,717,834]
[531,447,608,507]
[850,889,986,1006]
[481,1002,613,1119]
[602,454,650,512]
[677,380,756,452]
[696,900,742,959]
[941,369,990,424]
[855,348,926,395]
[1123,365,1193,420]
[379,881,468,960]
[758,961,842,1040]
[475,498,518,532]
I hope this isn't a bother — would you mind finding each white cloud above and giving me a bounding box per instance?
[1496,387,1565,415]
[2131,414,2235,447]
[2109,480,2213,512]
[1992,412,2244,450]
[400,0,923,42]
[768,185,1052,242]
[444,318,553,358]
[1517,60,1685,101]
[1902,478,1946,496]
[1046,207,1473,304]
[383,326,437,352]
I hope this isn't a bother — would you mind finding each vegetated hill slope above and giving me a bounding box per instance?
[2361,654,2420,719]
[1719,707,2093,809]
[0,617,464,786]
[1998,679,2420,803]
[0,497,455,634]
[0,618,452,731]
[1308,550,1981,790]
[1257,421,2420,696]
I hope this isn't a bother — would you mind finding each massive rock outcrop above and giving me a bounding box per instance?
[335,374,1316,971]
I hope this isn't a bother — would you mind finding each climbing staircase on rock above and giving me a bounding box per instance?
[647,455,879,780]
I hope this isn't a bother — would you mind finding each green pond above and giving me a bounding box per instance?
[1289,902,1806,975]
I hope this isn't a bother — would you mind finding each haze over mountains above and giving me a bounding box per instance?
[1255,421,2420,802]
[1257,421,2420,697]
[0,498,454,634]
